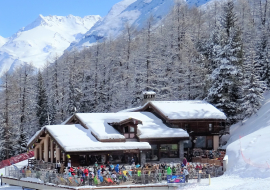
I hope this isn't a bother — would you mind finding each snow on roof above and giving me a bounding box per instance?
[28,111,189,148]
[143,91,156,95]
[119,100,226,120]
[150,101,226,120]
[75,113,127,140]
[75,112,189,140]
[135,112,189,139]
[118,106,142,113]
[34,124,151,152]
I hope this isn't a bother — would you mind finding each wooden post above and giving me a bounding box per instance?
[34,146,38,160]
[44,135,49,162]
[178,141,184,161]
[213,136,219,150]
[63,153,66,162]
[50,139,54,163]
[56,146,60,162]
[39,144,42,161]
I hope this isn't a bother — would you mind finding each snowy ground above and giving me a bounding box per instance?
[176,175,270,190]
[0,159,31,190]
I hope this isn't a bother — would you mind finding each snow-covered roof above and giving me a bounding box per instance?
[75,112,189,140]
[143,91,156,95]
[75,113,127,140]
[119,101,226,120]
[150,101,226,120]
[28,124,151,152]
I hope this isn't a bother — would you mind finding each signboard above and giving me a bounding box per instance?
[167,175,185,183]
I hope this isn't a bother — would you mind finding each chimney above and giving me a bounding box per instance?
[141,91,156,106]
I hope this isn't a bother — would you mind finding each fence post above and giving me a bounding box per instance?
[209,174,211,185]
[197,172,201,183]
[1,174,2,186]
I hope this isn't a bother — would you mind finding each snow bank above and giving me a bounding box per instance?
[21,177,44,183]
[177,175,270,190]
[224,91,270,178]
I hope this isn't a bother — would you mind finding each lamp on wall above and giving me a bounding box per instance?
[209,124,212,131]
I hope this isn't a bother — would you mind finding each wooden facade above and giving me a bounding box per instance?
[28,99,227,166]
[132,102,228,151]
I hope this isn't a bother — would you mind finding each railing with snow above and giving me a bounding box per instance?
[4,167,213,187]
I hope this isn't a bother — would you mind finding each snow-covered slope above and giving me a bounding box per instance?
[69,0,174,48]
[0,36,8,48]
[186,0,213,6]
[69,0,214,49]
[224,91,270,178]
[0,14,101,76]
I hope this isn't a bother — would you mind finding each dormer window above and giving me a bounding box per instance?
[123,126,135,138]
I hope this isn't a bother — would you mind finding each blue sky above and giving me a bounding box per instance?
[0,0,121,38]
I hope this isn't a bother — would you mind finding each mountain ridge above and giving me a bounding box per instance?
[0,14,101,76]
[0,0,215,76]
[68,0,214,50]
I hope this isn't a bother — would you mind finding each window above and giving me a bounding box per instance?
[195,136,206,148]
[124,126,135,139]
[124,127,129,133]
[146,144,158,161]
[207,139,213,148]
[209,124,212,131]
[160,144,179,158]
[184,140,192,148]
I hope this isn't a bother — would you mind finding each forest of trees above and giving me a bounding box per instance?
[0,0,269,160]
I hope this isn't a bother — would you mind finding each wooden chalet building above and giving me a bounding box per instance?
[27,92,227,166]
[121,92,228,158]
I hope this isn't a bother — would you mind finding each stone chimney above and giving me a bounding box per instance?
[141,91,156,106]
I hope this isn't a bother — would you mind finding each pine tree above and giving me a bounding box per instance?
[206,1,244,124]
[254,31,270,87]
[0,72,15,159]
[242,48,265,119]
[36,70,49,128]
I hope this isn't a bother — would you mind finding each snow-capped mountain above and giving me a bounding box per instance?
[186,0,213,6]
[68,0,214,50]
[0,36,8,48]
[0,14,101,76]
[69,0,175,49]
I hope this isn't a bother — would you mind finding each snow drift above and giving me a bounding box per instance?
[224,91,270,178]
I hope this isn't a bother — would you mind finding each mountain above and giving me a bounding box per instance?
[0,14,101,76]
[186,0,213,6]
[69,0,214,50]
[0,36,8,48]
